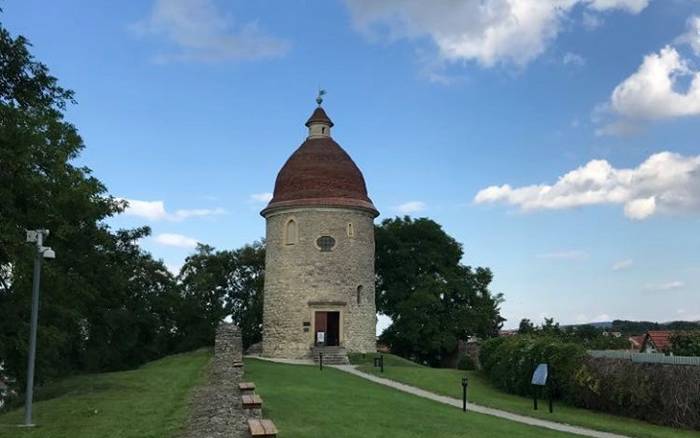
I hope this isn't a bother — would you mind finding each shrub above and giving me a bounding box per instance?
[457,355,476,370]
[479,335,585,400]
[571,357,700,429]
[480,335,700,430]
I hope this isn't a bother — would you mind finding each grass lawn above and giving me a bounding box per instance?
[353,354,700,438]
[245,357,576,438]
[0,349,210,438]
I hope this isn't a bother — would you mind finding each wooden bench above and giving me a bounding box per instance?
[239,382,256,392]
[232,361,244,368]
[248,418,278,437]
[241,394,263,409]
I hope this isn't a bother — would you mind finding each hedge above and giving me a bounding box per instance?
[480,336,700,430]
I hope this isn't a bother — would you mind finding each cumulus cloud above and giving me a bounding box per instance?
[598,17,700,133]
[120,198,225,221]
[474,151,700,220]
[395,201,427,214]
[344,0,648,68]
[675,15,700,56]
[154,233,199,248]
[249,192,273,203]
[132,0,289,62]
[612,259,633,271]
[536,250,588,260]
[609,46,700,119]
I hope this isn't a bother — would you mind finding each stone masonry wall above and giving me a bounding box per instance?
[182,323,246,438]
[262,207,377,358]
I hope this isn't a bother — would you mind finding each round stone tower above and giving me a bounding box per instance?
[261,102,379,360]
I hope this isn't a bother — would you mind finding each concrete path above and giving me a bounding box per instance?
[245,354,315,366]
[333,365,631,438]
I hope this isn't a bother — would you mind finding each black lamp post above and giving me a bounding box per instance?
[461,376,469,412]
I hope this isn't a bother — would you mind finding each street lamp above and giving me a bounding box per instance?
[461,376,469,412]
[22,229,55,427]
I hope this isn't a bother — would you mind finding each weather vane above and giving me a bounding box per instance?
[316,88,326,106]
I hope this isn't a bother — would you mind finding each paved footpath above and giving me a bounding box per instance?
[332,365,631,438]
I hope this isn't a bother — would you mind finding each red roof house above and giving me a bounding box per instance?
[640,330,673,353]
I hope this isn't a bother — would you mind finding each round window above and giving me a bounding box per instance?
[316,235,336,252]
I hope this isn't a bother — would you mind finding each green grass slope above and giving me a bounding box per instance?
[246,358,575,437]
[354,354,700,438]
[0,350,210,438]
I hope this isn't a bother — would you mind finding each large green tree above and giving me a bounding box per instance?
[375,217,504,366]
[175,242,264,351]
[0,21,179,391]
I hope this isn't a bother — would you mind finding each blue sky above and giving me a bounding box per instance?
[5,0,700,330]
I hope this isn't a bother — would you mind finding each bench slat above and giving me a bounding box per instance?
[239,382,256,390]
[248,419,266,435]
[242,394,263,407]
[261,419,278,434]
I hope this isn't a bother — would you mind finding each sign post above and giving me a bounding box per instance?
[531,363,553,413]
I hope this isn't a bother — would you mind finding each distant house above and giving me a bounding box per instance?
[498,329,518,337]
[628,335,645,351]
[640,330,672,353]
[602,331,622,338]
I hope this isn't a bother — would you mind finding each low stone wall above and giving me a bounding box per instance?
[182,323,247,438]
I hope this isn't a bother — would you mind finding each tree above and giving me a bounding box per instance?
[518,318,535,334]
[174,242,264,351]
[0,21,180,391]
[670,332,700,356]
[375,217,504,367]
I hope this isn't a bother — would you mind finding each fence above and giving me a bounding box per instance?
[588,350,700,365]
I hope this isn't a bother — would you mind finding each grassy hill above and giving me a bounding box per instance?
[0,349,579,438]
[353,353,700,438]
[245,358,574,437]
[0,350,209,438]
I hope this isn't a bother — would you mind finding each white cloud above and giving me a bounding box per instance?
[132,0,289,62]
[536,250,588,260]
[612,259,633,271]
[344,0,648,68]
[474,151,700,220]
[120,198,225,222]
[675,15,700,56]
[154,233,199,248]
[249,192,273,203]
[586,0,649,14]
[623,196,656,219]
[645,280,684,292]
[609,46,700,119]
[563,52,586,66]
[395,201,427,214]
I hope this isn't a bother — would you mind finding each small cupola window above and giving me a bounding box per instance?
[316,235,336,252]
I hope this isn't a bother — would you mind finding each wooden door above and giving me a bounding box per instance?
[315,311,327,345]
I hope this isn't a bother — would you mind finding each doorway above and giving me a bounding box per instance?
[314,311,340,346]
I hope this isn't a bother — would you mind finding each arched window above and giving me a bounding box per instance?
[356,285,363,305]
[285,219,297,245]
[347,223,354,238]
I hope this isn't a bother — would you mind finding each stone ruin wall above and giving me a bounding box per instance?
[183,322,250,438]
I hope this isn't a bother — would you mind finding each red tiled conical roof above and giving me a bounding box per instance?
[261,108,378,217]
[305,106,334,127]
